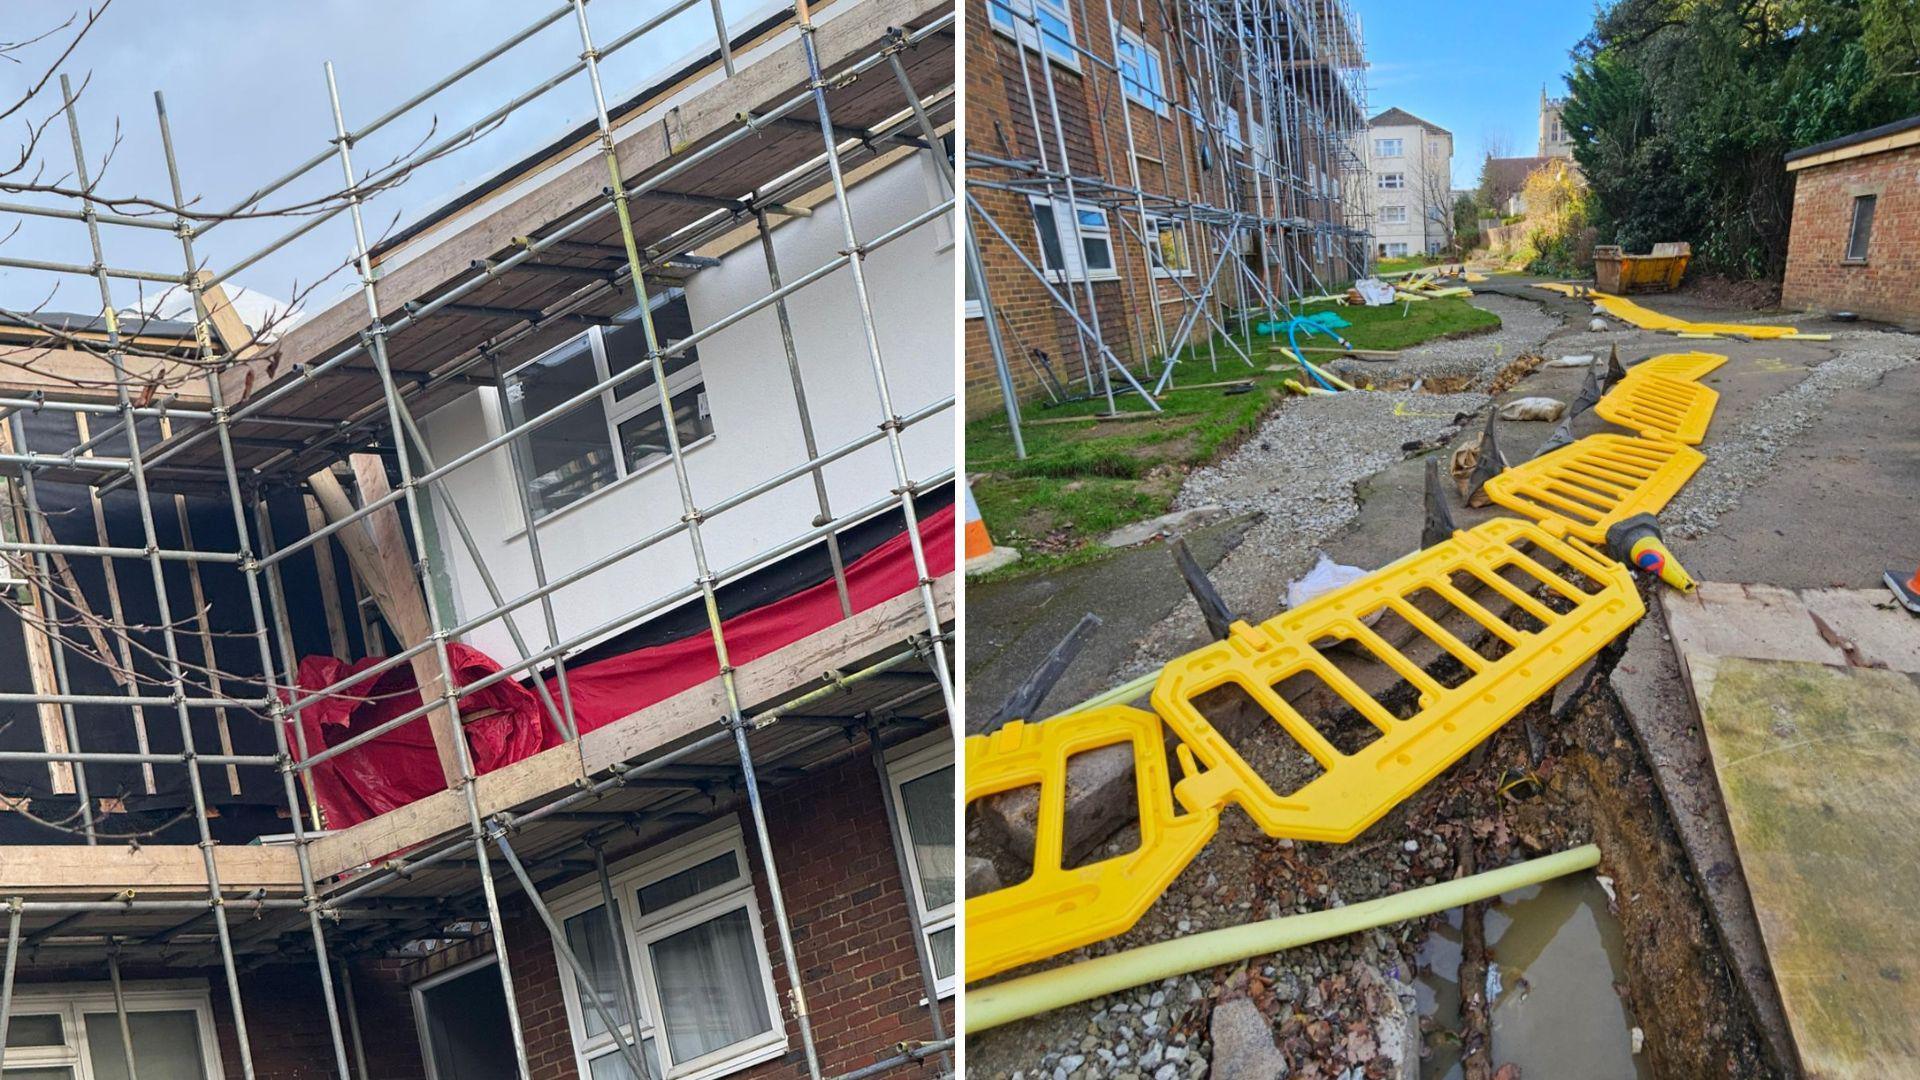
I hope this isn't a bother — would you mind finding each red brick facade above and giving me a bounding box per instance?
[9,751,947,1079]
[1782,140,1920,326]
[964,0,1361,412]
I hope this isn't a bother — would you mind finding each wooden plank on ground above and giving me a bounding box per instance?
[1687,653,1920,1078]
[0,842,303,896]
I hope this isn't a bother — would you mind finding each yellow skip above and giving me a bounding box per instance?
[964,707,1220,983]
[1485,433,1706,545]
[1151,517,1642,844]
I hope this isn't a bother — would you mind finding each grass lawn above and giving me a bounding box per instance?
[1374,254,1449,275]
[969,296,1499,578]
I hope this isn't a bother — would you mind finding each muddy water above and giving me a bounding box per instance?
[1416,875,1651,1080]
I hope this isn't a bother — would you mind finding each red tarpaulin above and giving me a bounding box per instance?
[287,503,954,827]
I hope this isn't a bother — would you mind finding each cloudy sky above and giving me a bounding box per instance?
[0,0,773,317]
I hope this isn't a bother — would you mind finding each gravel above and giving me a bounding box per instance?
[1328,293,1561,390]
[1664,329,1919,538]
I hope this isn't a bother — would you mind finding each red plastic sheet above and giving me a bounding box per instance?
[288,504,953,828]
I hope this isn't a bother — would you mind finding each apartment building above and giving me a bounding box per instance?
[1363,107,1454,258]
[963,0,1371,413]
[0,2,957,1078]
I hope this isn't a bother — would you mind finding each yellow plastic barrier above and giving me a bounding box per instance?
[964,707,1221,983]
[1595,369,1718,444]
[1150,517,1643,843]
[1629,351,1727,383]
[1484,434,1706,544]
[1529,284,1801,338]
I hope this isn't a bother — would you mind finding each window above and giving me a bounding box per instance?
[2,982,223,1079]
[1378,172,1405,190]
[1115,28,1167,115]
[414,957,517,1080]
[1143,216,1192,277]
[1378,205,1408,225]
[1847,194,1876,262]
[1428,139,1444,158]
[503,289,712,520]
[987,0,1076,65]
[886,738,956,997]
[1379,241,1411,258]
[552,826,785,1080]
[1373,137,1403,158]
[1028,196,1117,282]
[1222,104,1244,149]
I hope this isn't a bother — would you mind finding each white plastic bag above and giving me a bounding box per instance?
[1353,278,1396,306]
[1288,554,1367,610]
[1498,396,1567,422]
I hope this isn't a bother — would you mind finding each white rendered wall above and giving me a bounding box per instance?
[420,154,955,660]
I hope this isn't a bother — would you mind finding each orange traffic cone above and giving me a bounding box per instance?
[964,482,1020,575]
[1888,562,1920,614]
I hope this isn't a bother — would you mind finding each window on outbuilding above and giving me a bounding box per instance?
[1846,194,1876,262]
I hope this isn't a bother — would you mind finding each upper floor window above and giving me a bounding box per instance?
[502,289,712,521]
[1115,28,1167,116]
[3,982,223,1078]
[887,738,957,997]
[1428,139,1444,157]
[1378,204,1409,225]
[1373,137,1403,158]
[1028,196,1117,283]
[552,825,786,1080]
[1378,172,1406,190]
[987,0,1076,66]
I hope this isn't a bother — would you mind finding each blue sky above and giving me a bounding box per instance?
[1353,2,1601,187]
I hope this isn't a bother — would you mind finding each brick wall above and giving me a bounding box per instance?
[1781,143,1920,326]
[8,750,945,1080]
[486,749,949,1080]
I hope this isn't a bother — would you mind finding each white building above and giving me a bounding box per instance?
[1363,107,1454,258]
[418,153,955,661]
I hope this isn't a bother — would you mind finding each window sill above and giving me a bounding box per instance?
[669,1035,789,1080]
[1840,258,1869,267]
[505,432,718,543]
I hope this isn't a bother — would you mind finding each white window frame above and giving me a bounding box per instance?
[1027,195,1119,283]
[1380,241,1411,258]
[3,980,225,1079]
[550,823,787,1080]
[501,291,715,525]
[1378,172,1406,190]
[987,0,1078,69]
[1142,216,1193,278]
[1373,137,1403,158]
[885,734,957,999]
[1378,204,1408,226]
[1115,27,1168,116]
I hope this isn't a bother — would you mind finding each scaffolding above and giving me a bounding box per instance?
[965,0,1369,448]
[0,0,956,1077]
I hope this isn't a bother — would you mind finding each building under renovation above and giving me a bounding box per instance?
[962,0,1370,420]
[0,1,955,1077]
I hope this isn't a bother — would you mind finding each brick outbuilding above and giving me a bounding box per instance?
[1782,114,1920,326]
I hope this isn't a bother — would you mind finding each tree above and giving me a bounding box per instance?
[1453,193,1482,252]
[1562,0,1920,278]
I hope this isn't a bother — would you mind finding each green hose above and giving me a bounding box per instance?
[965,842,1601,1033]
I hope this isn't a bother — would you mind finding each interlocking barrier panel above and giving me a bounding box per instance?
[1594,369,1718,444]
[965,707,1221,983]
[1150,517,1644,844]
[1629,351,1727,383]
[1484,434,1707,545]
